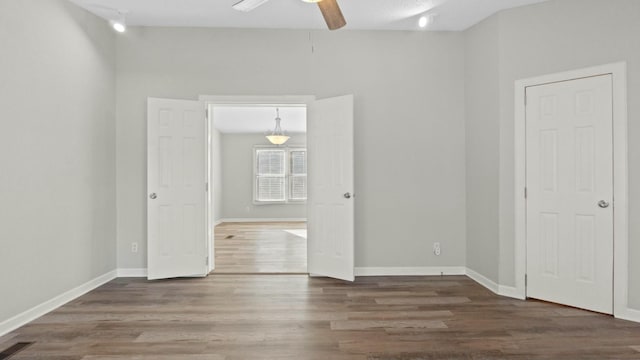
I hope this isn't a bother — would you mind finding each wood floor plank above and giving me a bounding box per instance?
[214,222,306,273]
[82,356,225,360]
[375,296,471,305]
[331,319,448,330]
[347,310,453,320]
[5,274,640,359]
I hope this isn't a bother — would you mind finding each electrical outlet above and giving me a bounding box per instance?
[131,242,138,253]
[433,242,441,256]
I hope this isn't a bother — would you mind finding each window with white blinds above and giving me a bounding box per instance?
[289,150,307,201]
[254,147,307,203]
[255,149,286,202]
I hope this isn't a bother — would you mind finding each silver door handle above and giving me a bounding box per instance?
[344,192,352,199]
[149,193,157,200]
[598,200,610,208]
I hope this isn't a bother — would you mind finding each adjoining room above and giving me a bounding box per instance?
[210,105,308,274]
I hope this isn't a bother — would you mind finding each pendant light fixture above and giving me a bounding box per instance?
[266,108,290,145]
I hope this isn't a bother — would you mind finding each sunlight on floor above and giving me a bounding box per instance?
[214,222,307,273]
[284,229,307,239]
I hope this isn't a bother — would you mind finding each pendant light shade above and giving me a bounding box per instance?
[266,108,290,145]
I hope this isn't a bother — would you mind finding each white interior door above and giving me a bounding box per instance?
[307,95,355,281]
[147,98,208,280]
[526,75,613,314]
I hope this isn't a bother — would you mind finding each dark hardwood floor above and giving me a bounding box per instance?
[213,222,307,273]
[2,275,640,359]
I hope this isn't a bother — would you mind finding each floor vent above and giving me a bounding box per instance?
[0,342,34,360]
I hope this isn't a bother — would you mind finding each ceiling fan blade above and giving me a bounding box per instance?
[232,0,270,12]
[317,0,346,30]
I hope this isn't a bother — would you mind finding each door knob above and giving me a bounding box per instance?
[598,200,610,208]
[343,192,352,199]
[149,193,157,200]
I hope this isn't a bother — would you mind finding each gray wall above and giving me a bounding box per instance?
[115,28,467,269]
[0,0,116,323]
[211,127,223,223]
[464,0,640,308]
[499,0,640,308]
[221,134,307,220]
[464,15,501,282]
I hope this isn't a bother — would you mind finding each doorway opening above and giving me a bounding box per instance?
[146,94,354,281]
[208,103,308,274]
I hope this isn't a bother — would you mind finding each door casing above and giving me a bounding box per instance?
[514,62,629,319]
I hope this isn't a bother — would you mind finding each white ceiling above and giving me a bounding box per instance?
[213,106,306,134]
[70,0,548,32]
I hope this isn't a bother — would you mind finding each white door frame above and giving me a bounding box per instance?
[199,95,316,273]
[514,62,629,318]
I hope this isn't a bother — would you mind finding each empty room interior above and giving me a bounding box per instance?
[1,0,640,359]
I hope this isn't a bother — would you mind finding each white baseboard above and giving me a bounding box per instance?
[353,266,640,322]
[616,307,640,323]
[220,218,307,223]
[117,268,148,277]
[355,266,466,276]
[498,285,523,299]
[465,268,499,294]
[464,268,523,300]
[0,270,117,337]
[213,219,223,226]
[354,267,524,300]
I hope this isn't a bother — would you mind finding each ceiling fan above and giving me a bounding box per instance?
[232,0,346,30]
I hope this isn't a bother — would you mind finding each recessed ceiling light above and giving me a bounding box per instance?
[418,16,428,28]
[418,14,436,29]
[110,11,127,33]
[111,21,126,33]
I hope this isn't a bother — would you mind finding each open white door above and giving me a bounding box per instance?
[307,95,355,281]
[147,98,208,280]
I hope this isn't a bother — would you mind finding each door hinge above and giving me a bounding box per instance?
[205,256,209,266]
[524,187,528,199]
[525,274,528,286]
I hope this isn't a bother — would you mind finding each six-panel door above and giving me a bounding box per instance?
[147,98,207,280]
[525,75,614,314]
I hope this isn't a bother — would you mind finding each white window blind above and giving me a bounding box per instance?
[255,149,286,202]
[289,150,307,201]
[254,147,307,203]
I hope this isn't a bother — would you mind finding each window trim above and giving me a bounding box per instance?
[253,145,307,205]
